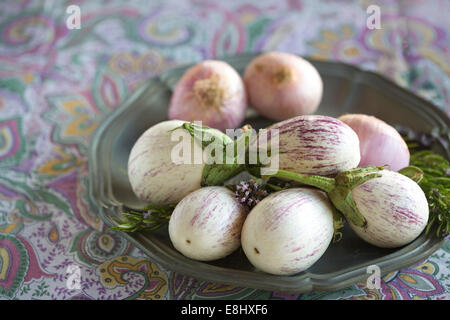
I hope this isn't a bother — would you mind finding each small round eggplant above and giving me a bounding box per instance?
[266,167,430,249]
[251,115,361,176]
[127,120,232,205]
[168,186,248,261]
[348,170,429,248]
[241,188,334,275]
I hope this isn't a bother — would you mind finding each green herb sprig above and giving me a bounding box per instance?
[398,126,450,238]
[111,204,174,233]
[408,151,450,237]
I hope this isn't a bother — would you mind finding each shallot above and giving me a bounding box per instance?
[168,60,247,131]
[168,186,248,261]
[241,188,335,275]
[243,51,323,121]
[338,113,410,171]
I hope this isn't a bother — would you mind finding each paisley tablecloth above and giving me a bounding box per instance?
[0,0,449,300]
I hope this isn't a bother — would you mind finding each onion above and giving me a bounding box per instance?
[250,115,361,176]
[127,120,237,206]
[265,167,429,248]
[168,60,247,131]
[241,188,334,275]
[337,114,410,171]
[243,51,323,121]
[168,186,248,261]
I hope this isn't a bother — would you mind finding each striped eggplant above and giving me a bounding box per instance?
[347,170,429,248]
[241,188,335,275]
[250,115,361,177]
[128,120,203,205]
[265,167,429,248]
[168,186,248,261]
[127,120,240,206]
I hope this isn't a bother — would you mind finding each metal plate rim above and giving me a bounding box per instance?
[88,53,448,293]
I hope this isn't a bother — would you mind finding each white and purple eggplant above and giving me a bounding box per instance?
[127,120,242,206]
[168,186,248,261]
[265,166,429,248]
[241,188,335,275]
[347,169,429,248]
[250,115,361,177]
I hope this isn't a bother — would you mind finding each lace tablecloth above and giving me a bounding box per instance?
[0,0,448,300]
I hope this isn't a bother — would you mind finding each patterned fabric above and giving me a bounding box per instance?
[0,0,449,300]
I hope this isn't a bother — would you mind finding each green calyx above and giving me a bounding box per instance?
[262,166,385,228]
[331,206,345,243]
[175,122,251,186]
[172,121,232,149]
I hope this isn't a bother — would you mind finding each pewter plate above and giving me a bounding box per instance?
[88,53,448,293]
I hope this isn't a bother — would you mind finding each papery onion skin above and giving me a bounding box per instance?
[241,188,334,275]
[338,114,410,172]
[252,115,361,176]
[168,60,247,131]
[243,52,323,121]
[169,186,248,261]
[348,170,429,248]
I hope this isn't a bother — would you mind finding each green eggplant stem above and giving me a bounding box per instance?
[262,166,385,228]
[262,169,336,193]
[175,121,250,186]
[202,125,252,186]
